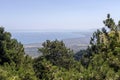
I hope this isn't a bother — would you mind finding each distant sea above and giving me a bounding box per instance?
[11,32,89,44]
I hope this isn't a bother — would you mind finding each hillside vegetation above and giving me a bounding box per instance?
[0,14,120,80]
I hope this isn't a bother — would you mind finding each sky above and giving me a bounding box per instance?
[0,0,120,32]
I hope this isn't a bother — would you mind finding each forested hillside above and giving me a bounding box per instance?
[0,14,120,80]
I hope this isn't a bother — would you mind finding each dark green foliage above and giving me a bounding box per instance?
[0,27,37,80]
[79,14,120,79]
[70,14,120,79]
[74,50,87,61]
[0,27,25,66]
[38,40,74,69]
[33,40,84,80]
[103,14,116,30]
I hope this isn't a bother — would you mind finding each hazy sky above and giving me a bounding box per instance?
[0,0,120,32]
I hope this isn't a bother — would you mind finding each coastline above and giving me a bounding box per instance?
[24,37,90,58]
